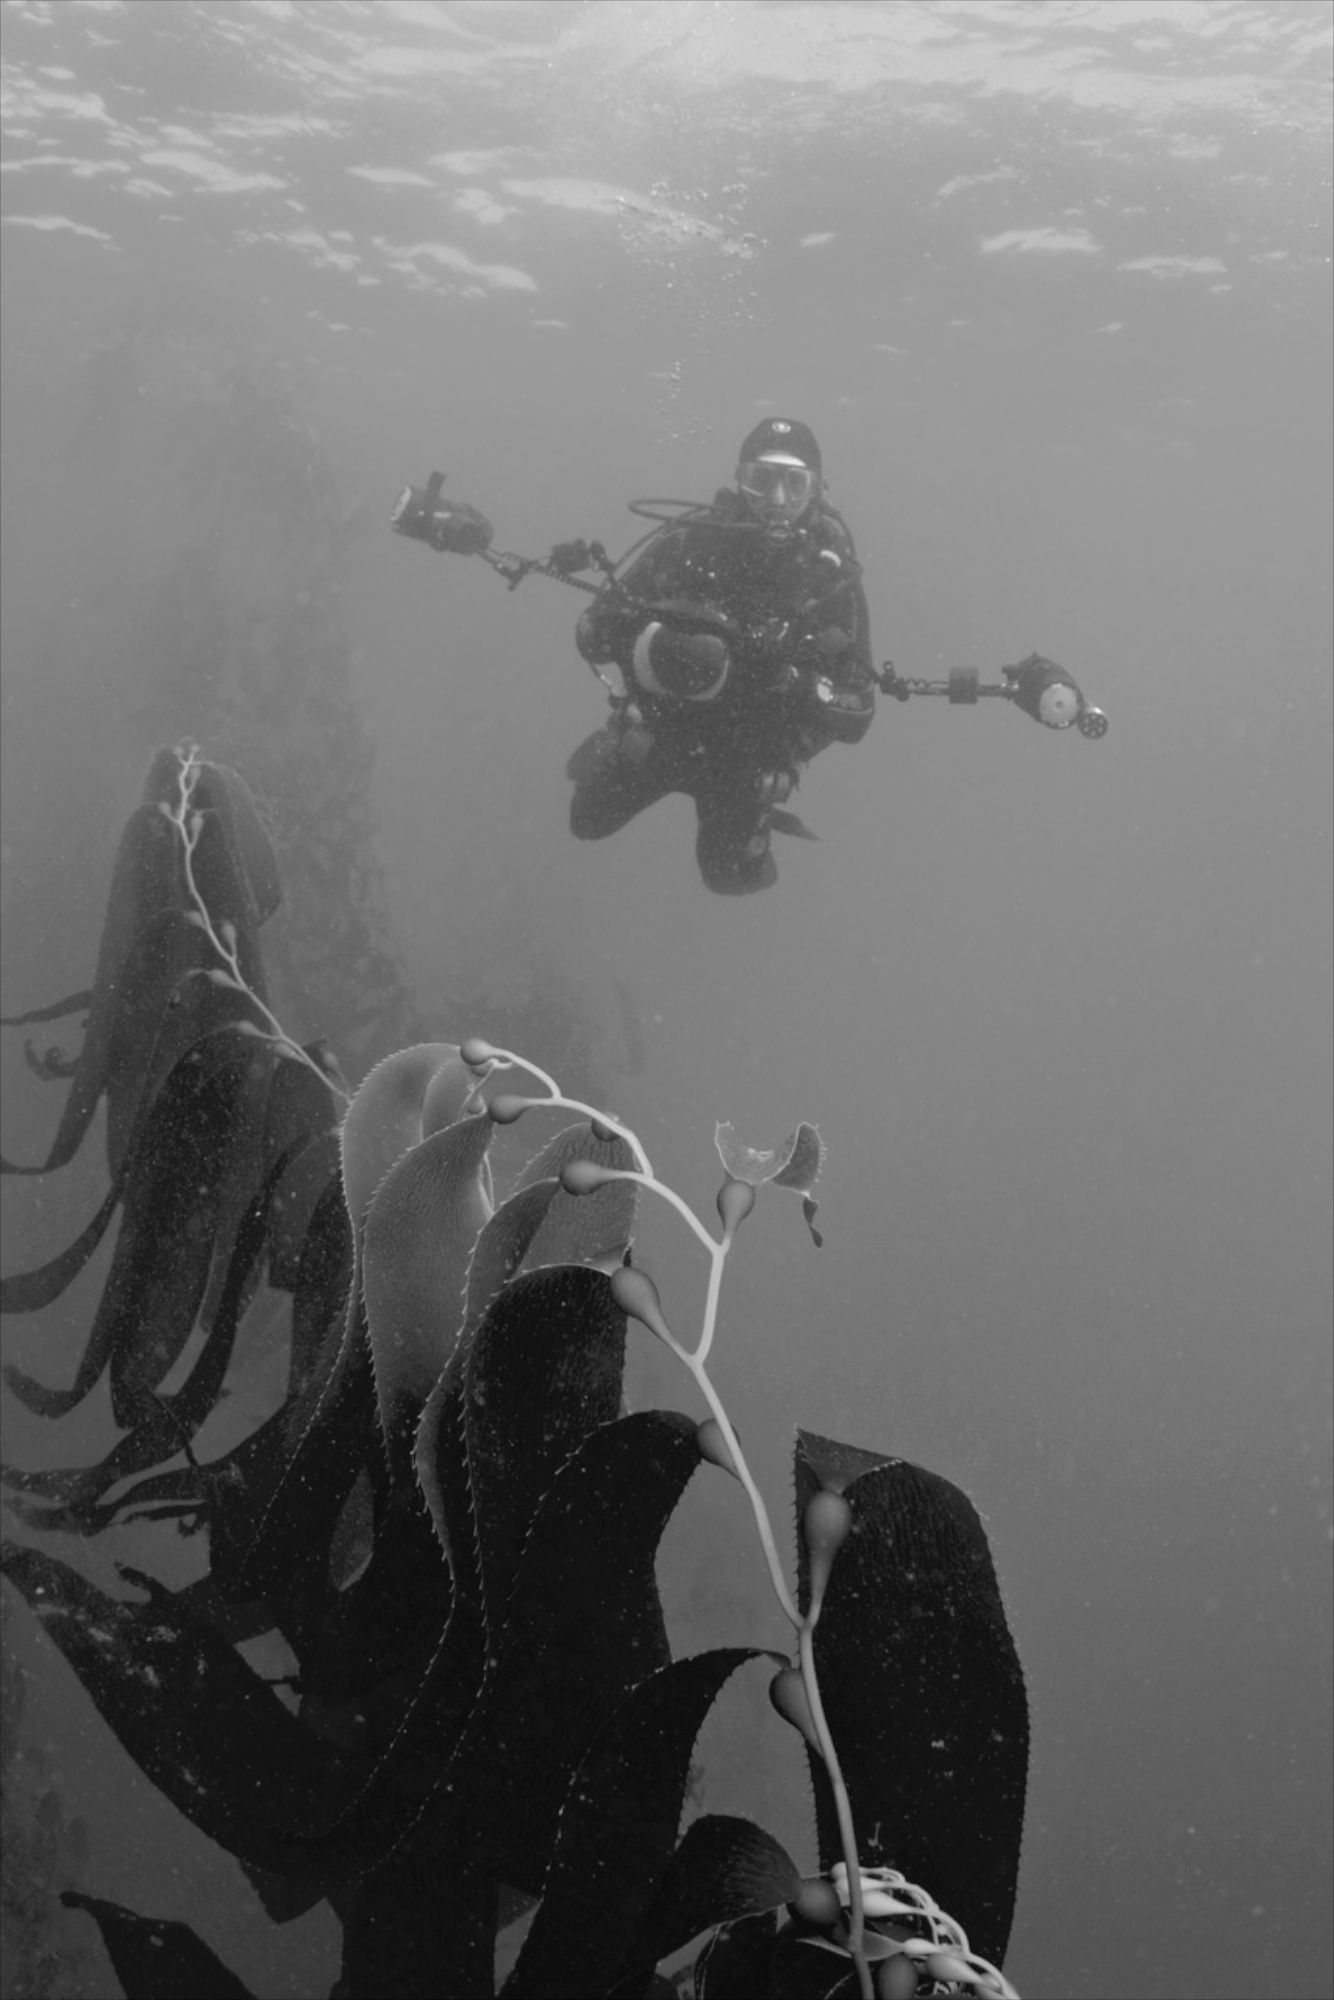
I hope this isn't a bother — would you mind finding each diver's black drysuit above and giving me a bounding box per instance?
[566,488,876,893]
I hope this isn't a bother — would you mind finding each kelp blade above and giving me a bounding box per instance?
[795,1430,1029,1967]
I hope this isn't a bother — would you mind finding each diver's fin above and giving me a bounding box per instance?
[768,808,818,842]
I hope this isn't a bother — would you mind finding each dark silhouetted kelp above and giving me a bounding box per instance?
[1,746,1029,1999]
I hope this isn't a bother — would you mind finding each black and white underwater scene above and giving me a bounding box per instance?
[1,4,1330,1999]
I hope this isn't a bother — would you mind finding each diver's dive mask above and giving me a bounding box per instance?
[737,454,820,540]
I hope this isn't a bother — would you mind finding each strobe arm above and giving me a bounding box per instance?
[877,654,1109,738]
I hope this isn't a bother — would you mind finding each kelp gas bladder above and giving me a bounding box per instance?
[1,744,1028,2000]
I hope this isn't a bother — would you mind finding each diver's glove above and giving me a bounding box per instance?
[424,501,494,556]
[1005,653,1084,729]
[802,669,876,746]
[576,602,617,666]
[756,766,798,806]
[631,622,732,702]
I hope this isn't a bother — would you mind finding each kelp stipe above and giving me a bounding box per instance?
[164,739,351,1108]
[1,748,1028,2000]
[468,1046,1020,2000]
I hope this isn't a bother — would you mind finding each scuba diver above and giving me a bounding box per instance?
[392,419,1107,894]
[564,418,875,894]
